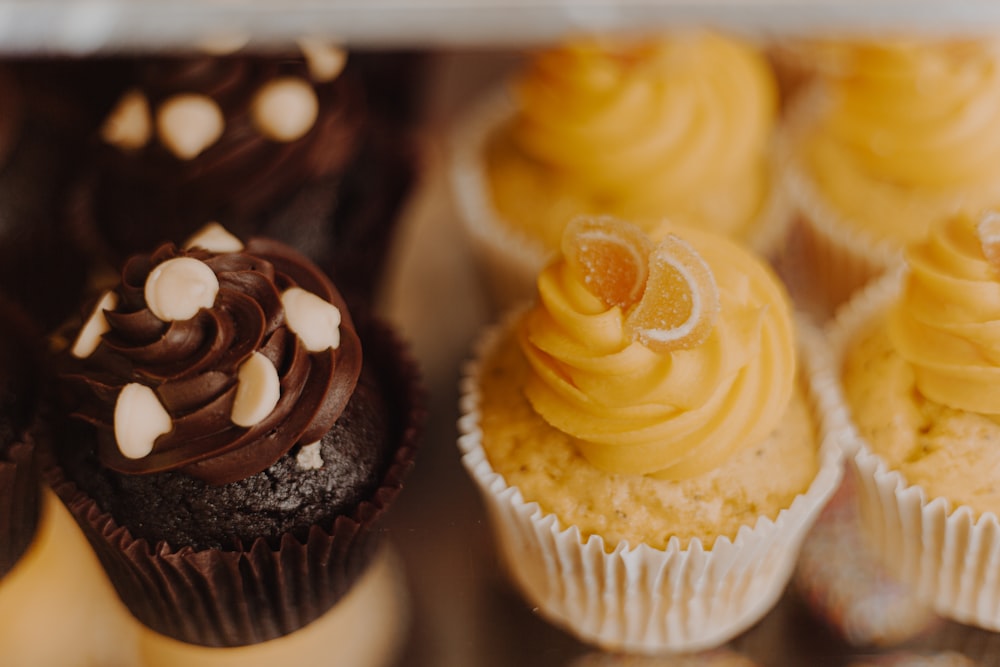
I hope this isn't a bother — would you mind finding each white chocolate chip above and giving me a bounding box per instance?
[114,383,172,459]
[144,257,219,322]
[184,222,245,253]
[231,352,281,427]
[281,287,341,351]
[196,31,251,56]
[297,37,348,82]
[296,441,324,470]
[251,78,318,143]
[156,93,225,160]
[100,89,152,150]
[71,291,118,359]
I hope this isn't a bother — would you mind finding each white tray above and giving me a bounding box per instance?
[2,0,1000,54]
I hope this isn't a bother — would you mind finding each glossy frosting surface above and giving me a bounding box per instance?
[889,212,1000,414]
[488,31,777,249]
[64,237,362,485]
[800,39,1000,244]
[518,225,795,479]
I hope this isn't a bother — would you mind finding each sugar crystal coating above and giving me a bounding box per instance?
[626,233,720,352]
[562,216,652,309]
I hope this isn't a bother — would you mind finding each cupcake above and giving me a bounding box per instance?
[458,215,841,653]
[782,37,1000,312]
[44,223,422,662]
[75,46,417,305]
[0,294,135,667]
[828,209,1000,630]
[0,59,126,330]
[792,473,938,647]
[451,31,790,309]
[0,296,42,588]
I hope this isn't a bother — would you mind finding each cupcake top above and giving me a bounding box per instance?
[518,216,796,479]
[486,31,778,249]
[796,38,1000,244]
[89,45,364,263]
[841,209,1000,515]
[888,209,1000,414]
[63,223,361,487]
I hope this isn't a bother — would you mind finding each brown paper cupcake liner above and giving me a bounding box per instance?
[46,316,423,648]
[458,310,842,654]
[0,435,40,578]
[450,86,794,314]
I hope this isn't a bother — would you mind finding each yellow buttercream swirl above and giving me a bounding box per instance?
[802,39,1000,244]
[518,226,795,479]
[889,212,1000,414]
[495,31,776,246]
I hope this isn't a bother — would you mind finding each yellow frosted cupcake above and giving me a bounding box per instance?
[458,215,841,653]
[783,37,1000,311]
[828,209,1000,630]
[451,31,790,309]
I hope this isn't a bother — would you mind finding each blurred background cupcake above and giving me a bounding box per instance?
[0,293,135,667]
[458,215,840,653]
[45,225,422,665]
[824,209,1000,631]
[73,46,421,308]
[0,59,127,330]
[781,36,1000,314]
[451,31,790,309]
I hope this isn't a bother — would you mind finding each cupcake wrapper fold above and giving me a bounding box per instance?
[779,87,905,314]
[450,86,794,314]
[46,317,423,648]
[0,436,40,578]
[458,314,842,654]
[823,273,1000,631]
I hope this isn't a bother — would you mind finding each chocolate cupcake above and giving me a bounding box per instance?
[0,295,40,579]
[75,46,417,306]
[45,223,422,649]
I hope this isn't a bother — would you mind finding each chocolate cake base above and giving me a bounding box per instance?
[45,317,422,647]
[53,363,392,551]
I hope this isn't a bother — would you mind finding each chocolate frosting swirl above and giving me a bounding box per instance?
[92,55,364,263]
[64,237,362,486]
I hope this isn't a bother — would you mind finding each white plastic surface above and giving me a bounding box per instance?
[1,0,1000,54]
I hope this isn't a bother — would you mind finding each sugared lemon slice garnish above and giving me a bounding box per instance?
[562,215,653,309]
[978,210,1000,271]
[625,233,720,352]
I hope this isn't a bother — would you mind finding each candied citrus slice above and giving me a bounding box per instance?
[978,210,1000,271]
[562,215,654,309]
[625,233,720,352]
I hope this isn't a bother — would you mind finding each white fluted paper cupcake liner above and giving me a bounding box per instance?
[457,312,841,654]
[822,271,1000,630]
[449,86,795,314]
[779,87,905,316]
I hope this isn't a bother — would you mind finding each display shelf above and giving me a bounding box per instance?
[1,0,1000,55]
